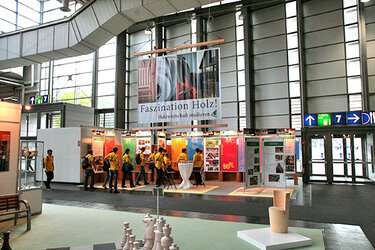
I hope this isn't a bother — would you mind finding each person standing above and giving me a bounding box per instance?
[102,152,110,189]
[148,148,157,184]
[43,149,54,189]
[84,149,95,191]
[26,151,34,172]
[193,148,203,185]
[177,148,188,163]
[135,147,150,185]
[122,148,135,188]
[105,147,120,193]
[155,147,165,187]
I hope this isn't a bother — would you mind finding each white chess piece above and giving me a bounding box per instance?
[142,217,156,250]
[133,241,140,250]
[161,224,173,250]
[129,235,136,250]
[143,214,153,244]
[121,222,130,247]
[156,217,166,232]
[123,228,133,250]
[169,243,179,250]
[152,217,166,250]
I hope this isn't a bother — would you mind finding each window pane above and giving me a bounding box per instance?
[237,70,245,86]
[236,26,244,40]
[238,86,246,101]
[239,102,246,116]
[0,19,16,33]
[349,94,362,111]
[346,58,360,76]
[237,55,245,70]
[18,4,40,23]
[347,76,362,94]
[17,15,39,29]
[288,49,299,65]
[345,41,359,59]
[97,96,115,109]
[343,0,357,8]
[98,69,115,83]
[104,113,115,128]
[239,117,246,130]
[289,65,300,81]
[289,81,300,98]
[19,0,40,11]
[287,33,298,49]
[291,115,301,130]
[344,7,358,25]
[345,24,358,42]
[77,98,91,107]
[97,83,115,96]
[235,11,243,26]
[98,43,116,58]
[0,7,16,24]
[76,86,92,98]
[286,17,297,33]
[285,1,297,18]
[1,0,17,11]
[291,98,301,114]
[236,40,244,55]
[98,56,116,71]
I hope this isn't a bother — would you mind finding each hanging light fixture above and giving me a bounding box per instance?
[60,0,71,12]
[144,26,152,35]
[238,10,245,20]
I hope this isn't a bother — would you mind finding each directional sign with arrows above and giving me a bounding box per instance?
[362,112,375,125]
[29,96,36,104]
[304,114,317,127]
[332,113,346,125]
[347,112,362,125]
[29,95,49,105]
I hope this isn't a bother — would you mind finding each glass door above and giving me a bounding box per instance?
[310,135,327,181]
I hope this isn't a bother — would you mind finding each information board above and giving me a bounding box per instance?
[244,138,261,188]
[262,138,286,188]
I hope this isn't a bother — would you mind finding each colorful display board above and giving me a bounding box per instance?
[187,138,203,161]
[121,138,136,163]
[92,136,104,157]
[220,137,238,172]
[262,138,285,188]
[104,137,115,156]
[204,138,220,172]
[0,131,10,172]
[238,137,245,172]
[137,48,221,123]
[136,137,152,154]
[244,138,261,188]
[171,138,187,165]
[284,136,296,173]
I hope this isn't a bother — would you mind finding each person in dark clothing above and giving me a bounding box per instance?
[122,148,135,188]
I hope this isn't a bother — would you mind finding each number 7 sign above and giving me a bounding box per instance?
[332,113,346,125]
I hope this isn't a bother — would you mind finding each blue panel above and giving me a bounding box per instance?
[362,112,375,125]
[332,112,346,125]
[187,138,203,161]
[304,114,317,126]
[347,112,362,125]
[42,95,49,103]
[29,96,36,104]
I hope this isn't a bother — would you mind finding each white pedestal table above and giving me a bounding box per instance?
[178,163,194,189]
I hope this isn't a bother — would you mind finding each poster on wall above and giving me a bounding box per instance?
[238,137,245,172]
[262,138,285,188]
[221,137,238,172]
[284,136,296,173]
[244,138,261,188]
[138,48,221,123]
[187,138,203,161]
[136,137,152,154]
[121,138,136,163]
[171,138,187,169]
[204,138,220,172]
[158,138,166,150]
[92,136,104,167]
[0,131,10,172]
[104,137,115,156]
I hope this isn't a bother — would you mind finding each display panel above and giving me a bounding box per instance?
[187,138,203,161]
[171,138,187,168]
[244,138,261,188]
[138,49,221,123]
[121,138,136,163]
[136,137,152,154]
[204,138,220,172]
[220,137,238,172]
[262,138,285,188]
[0,131,10,172]
[238,137,245,172]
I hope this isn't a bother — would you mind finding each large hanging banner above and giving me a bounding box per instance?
[121,138,136,163]
[238,137,245,172]
[138,48,221,123]
[204,138,220,172]
[187,138,203,161]
[244,138,261,188]
[220,137,238,172]
[262,138,285,188]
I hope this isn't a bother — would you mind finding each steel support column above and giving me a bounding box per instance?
[114,30,127,129]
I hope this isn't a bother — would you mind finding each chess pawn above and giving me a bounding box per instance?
[169,244,179,250]
[152,230,163,250]
[123,228,133,250]
[121,222,130,247]
[142,217,156,250]
[128,235,136,250]
[133,242,140,250]
[161,224,173,250]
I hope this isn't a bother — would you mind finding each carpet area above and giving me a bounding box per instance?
[228,187,295,198]
[0,203,324,250]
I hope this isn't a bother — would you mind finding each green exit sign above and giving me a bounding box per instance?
[318,113,331,126]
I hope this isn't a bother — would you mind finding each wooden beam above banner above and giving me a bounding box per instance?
[132,123,228,131]
[133,39,225,57]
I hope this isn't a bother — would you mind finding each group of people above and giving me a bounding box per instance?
[42,146,205,192]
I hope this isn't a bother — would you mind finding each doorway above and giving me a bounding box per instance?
[303,127,375,183]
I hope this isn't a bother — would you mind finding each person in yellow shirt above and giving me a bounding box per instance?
[121,148,135,188]
[43,149,54,189]
[177,148,188,163]
[164,153,172,171]
[84,149,95,191]
[148,148,157,184]
[193,148,203,185]
[104,147,120,193]
[154,147,165,187]
[135,147,150,185]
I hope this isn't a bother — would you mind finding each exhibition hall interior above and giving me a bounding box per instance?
[0,0,375,249]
